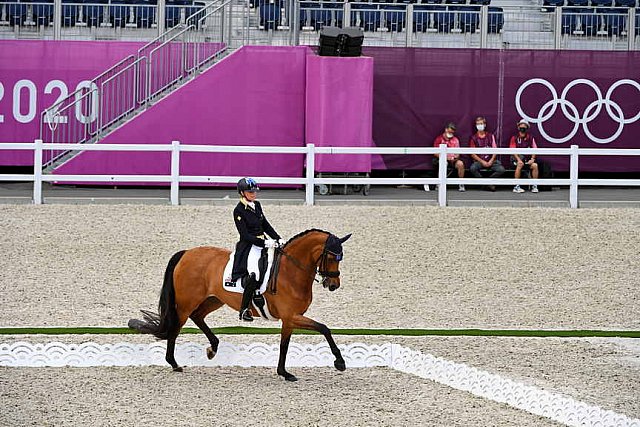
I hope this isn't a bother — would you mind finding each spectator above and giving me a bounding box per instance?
[469,116,504,191]
[509,119,539,193]
[433,122,466,192]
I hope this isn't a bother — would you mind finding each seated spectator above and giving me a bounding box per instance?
[509,119,539,193]
[469,116,504,191]
[433,122,465,192]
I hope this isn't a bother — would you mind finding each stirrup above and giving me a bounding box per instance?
[239,308,254,322]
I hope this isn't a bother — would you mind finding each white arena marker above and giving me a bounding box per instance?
[0,341,638,427]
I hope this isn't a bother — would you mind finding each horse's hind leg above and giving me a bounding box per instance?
[190,296,224,359]
[166,332,182,372]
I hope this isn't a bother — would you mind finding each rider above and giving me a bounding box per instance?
[232,177,284,322]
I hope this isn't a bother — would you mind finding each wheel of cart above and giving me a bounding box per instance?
[316,184,330,195]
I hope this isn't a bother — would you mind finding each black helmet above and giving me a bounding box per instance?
[237,177,259,194]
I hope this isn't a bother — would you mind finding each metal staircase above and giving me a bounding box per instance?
[39,0,251,170]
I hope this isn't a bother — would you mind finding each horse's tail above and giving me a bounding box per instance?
[127,250,186,340]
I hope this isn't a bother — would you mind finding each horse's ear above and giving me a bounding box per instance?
[339,234,352,243]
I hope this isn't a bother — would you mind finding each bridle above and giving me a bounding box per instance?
[276,236,343,286]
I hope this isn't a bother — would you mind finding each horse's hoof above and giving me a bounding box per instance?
[206,347,216,360]
[334,359,346,372]
[172,366,183,372]
[278,371,298,382]
[285,374,298,382]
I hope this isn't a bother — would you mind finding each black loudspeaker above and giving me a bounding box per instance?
[318,27,364,57]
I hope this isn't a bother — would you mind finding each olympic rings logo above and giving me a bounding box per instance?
[515,78,640,144]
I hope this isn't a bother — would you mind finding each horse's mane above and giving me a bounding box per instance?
[284,228,329,247]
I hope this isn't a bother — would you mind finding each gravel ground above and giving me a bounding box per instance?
[1,204,639,425]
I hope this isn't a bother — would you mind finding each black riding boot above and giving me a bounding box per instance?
[239,273,258,322]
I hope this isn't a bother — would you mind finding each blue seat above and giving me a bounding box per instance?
[542,0,564,6]
[351,3,381,31]
[597,7,627,35]
[185,2,205,27]
[382,4,406,32]
[468,0,490,4]
[6,2,27,25]
[135,0,155,28]
[567,0,589,6]
[83,0,107,27]
[591,0,613,5]
[450,5,479,32]
[60,0,78,26]
[420,0,443,4]
[487,6,503,32]
[445,0,466,4]
[614,0,636,6]
[165,1,183,28]
[413,5,440,31]
[259,1,281,30]
[32,0,54,26]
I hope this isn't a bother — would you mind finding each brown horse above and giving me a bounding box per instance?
[128,229,351,381]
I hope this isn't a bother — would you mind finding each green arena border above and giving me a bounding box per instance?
[0,327,638,338]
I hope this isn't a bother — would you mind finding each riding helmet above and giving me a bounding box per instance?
[237,177,259,194]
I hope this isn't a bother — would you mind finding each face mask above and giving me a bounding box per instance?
[445,132,454,139]
[518,127,528,133]
[476,124,485,131]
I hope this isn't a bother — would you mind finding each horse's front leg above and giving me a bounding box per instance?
[291,314,346,372]
[277,323,297,382]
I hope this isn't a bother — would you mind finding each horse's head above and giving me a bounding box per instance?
[318,233,351,291]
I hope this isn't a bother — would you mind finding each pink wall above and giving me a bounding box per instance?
[0,40,145,165]
[306,54,373,173]
[53,46,309,181]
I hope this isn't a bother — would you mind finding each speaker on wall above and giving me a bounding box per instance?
[318,27,364,57]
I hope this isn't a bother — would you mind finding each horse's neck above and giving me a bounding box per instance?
[289,232,326,267]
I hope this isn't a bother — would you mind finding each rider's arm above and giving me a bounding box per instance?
[257,202,281,240]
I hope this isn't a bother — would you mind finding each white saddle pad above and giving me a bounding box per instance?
[223,245,275,294]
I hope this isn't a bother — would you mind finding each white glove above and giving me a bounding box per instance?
[265,239,277,248]
[278,238,287,247]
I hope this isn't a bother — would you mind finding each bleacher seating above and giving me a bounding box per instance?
[259,0,281,30]
[32,0,54,27]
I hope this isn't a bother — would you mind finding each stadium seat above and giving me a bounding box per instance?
[83,0,107,27]
[567,0,589,6]
[542,0,564,6]
[259,0,281,30]
[487,6,503,33]
[382,4,406,32]
[351,3,381,32]
[185,1,205,28]
[110,0,132,27]
[419,0,443,4]
[591,0,613,6]
[32,0,55,26]
[468,0,491,5]
[449,5,480,33]
[614,0,636,6]
[165,1,183,28]
[5,1,27,25]
[597,7,627,35]
[561,7,581,33]
[135,0,156,28]
[61,0,78,26]
[413,4,443,32]
[445,0,466,4]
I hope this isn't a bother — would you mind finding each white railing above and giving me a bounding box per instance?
[2,141,640,208]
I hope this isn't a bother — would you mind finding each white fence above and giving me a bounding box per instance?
[2,140,640,208]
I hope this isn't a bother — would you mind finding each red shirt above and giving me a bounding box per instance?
[469,132,497,162]
[433,134,460,161]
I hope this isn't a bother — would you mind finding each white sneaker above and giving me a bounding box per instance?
[513,185,525,193]
[531,185,539,193]
[458,184,466,192]
[423,184,430,192]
